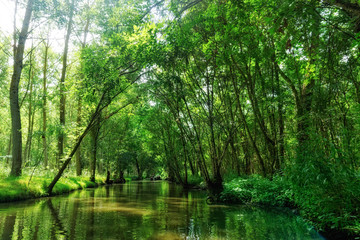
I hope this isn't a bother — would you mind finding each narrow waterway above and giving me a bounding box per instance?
[0,181,323,240]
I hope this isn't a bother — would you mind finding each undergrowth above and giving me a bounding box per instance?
[220,172,360,238]
[220,175,294,207]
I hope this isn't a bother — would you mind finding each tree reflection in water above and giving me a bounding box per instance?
[0,181,323,240]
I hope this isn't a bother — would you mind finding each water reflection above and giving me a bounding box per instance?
[0,181,323,240]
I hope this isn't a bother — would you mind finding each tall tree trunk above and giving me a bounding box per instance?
[182,95,210,183]
[75,12,90,176]
[9,0,34,176]
[241,130,252,175]
[58,0,75,167]
[90,116,100,183]
[297,12,319,150]
[6,134,12,164]
[28,102,35,162]
[167,93,190,185]
[275,63,284,170]
[246,62,277,174]
[160,128,175,181]
[206,75,220,186]
[230,66,267,176]
[13,0,18,57]
[24,102,35,165]
[178,120,189,185]
[297,86,314,148]
[24,49,34,165]
[135,156,142,179]
[42,42,49,168]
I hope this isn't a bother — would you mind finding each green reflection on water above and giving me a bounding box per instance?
[0,181,323,240]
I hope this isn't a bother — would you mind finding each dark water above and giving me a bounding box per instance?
[0,181,323,240]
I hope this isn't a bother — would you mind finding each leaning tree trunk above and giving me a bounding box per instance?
[47,110,100,194]
[9,0,34,176]
[75,98,82,176]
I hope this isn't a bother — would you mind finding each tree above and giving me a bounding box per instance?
[42,40,49,168]
[9,0,34,176]
[58,0,75,167]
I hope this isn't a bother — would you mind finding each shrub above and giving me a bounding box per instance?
[287,136,360,235]
[187,174,203,186]
[288,153,360,232]
[220,175,294,207]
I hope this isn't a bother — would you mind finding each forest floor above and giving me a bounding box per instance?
[0,175,106,203]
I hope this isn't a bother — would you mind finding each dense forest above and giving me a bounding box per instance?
[1,0,360,238]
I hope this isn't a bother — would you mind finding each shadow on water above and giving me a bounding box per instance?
[0,181,325,240]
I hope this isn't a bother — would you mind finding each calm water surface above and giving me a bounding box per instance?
[0,181,323,240]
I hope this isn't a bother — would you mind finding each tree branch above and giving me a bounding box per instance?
[323,0,360,17]
[275,62,300,108]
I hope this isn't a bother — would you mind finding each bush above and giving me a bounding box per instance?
[286,135,360,236]
[288,151,360,233]
[220,175,294,207]
[187,174,203,186]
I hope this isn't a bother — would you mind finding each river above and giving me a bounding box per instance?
[0,181,323,239]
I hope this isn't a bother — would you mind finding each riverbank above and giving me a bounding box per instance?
[1,175,358,239]
[219,175,360,240]
[0,175,107,203]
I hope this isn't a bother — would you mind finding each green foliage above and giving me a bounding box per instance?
[288,135,360,233]
[220,175,294,207]
[187,174,203,186]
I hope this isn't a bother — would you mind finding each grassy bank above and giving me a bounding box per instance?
[0,175,106,203]
[219,175,360,239]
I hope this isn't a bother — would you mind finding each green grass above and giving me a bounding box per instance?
[0,175,106,203]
